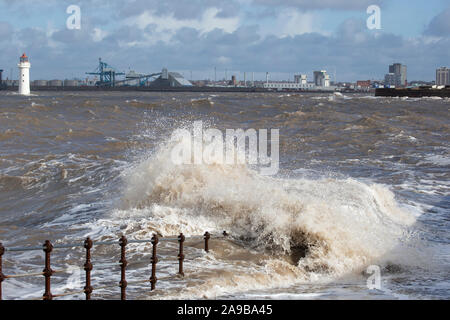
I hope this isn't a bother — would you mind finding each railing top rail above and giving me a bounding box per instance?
[5,245,44,252]
[2,231,229,253]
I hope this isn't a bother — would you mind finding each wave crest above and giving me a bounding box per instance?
[119,138,416,276]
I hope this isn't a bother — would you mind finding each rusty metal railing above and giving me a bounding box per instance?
[0,231,229,300]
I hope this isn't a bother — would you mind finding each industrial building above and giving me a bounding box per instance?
[313,70,330,87]
[385,63,407,87]
[436,67,450,86]
[356,80,371,88]
[84,60,192,88]
[125,70,146,86]
[262,70,335,91]
[0,69,4,89]
[263,82,315,90]
[64,80,79,87]
[49,80,63,87]
[34,80,48,86]
[150,68,193,88]
[294,74,307,85]
[4,80,19,86]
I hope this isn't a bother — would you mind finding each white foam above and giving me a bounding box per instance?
[117,136,418,280]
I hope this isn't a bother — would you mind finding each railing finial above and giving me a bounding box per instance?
[83,237,93,300]
[178,233,185,276]
[150,234,159,291]
[119,235,128,300]
[204,232,211,253]
[42,240,53,300]
[0,242,5,300]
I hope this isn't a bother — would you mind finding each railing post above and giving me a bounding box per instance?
[150,234,158,291]
[178,233,185,276]
[204,232,210,253]
[42,240,53,300]
[0,243,5,300]
[119,235,127,301]
[83,237,93,300]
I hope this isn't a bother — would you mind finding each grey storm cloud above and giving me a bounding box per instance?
[424,7,450,37]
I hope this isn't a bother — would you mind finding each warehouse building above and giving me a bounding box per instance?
[151,68,193,88]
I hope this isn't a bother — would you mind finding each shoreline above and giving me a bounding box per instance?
[0,85,349,94]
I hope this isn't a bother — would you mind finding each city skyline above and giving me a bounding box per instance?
[1,52,448,87]
[0,0,449,81]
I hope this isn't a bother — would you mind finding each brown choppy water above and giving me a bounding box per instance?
[0,91,448,300]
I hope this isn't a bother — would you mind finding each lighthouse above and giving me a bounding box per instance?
[18,53,31,95]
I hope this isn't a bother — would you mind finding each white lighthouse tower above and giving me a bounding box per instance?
[18,53,31,95]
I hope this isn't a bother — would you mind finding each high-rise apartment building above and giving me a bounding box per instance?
[436,67,450,86]
[385,63,407,87]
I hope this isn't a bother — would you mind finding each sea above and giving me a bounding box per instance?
[0,91,448,300]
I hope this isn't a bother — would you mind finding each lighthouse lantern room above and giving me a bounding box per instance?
[18,53,31,95]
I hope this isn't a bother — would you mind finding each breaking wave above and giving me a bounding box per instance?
[117,132,418,281]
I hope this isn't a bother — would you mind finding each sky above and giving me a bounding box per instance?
[0,0,449,82]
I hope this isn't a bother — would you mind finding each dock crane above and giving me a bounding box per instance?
[86,58,125,87]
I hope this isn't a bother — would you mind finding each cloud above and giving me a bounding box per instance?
[251,0,383,11]
[117,0,241,20]
[17,28,50,49]
[424,7,450,37]
[216,56,231,65]
[0,21,13,41]
[91,28,108,42]
[124,7,240,41]
[271,9,318,37]
[0,1,448,82]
